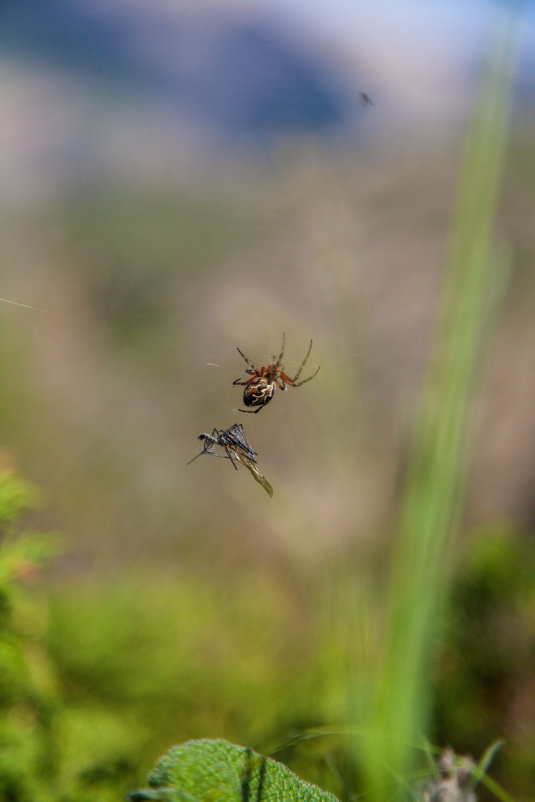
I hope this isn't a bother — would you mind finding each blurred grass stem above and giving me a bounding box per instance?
[361,8,518,794]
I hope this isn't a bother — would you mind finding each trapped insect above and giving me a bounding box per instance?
[233,332,320,413]
[187,424,273,497]
[186,424,257,470]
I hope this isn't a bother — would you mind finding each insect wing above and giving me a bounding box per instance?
[227,424,257,461]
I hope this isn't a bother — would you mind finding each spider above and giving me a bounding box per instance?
[233,332,320,413]
[186,424,257,470]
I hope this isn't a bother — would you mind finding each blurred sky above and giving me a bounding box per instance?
[262,0,533,51]
[263,0,534,82]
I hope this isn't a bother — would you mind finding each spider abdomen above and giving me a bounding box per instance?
[243,380,275,408]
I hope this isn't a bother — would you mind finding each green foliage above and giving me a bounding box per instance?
[434,527,535,794]
[0,468,60,801]
[129,739,340,802]
[42,571,363,799]
[0,470,41,528]
[0,467,145,802]
[0,463,528,800]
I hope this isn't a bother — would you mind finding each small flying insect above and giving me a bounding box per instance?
[186,423,257,470]
[233,332,320,414]
[359,91,374,107]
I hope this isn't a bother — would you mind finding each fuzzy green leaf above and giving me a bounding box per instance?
[0,470,41,528]
[129,739,340,802]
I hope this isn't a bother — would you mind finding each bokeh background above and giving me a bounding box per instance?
[1,1,535,800]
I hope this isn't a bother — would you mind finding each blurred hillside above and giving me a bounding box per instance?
[7,0,535,203]
[1,126,534,573]
[1,3,535,572]
[0,0,359,203]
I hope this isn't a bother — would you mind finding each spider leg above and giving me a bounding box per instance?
[291,364,320,386]
[290,339,312,381]
[273,331,286,371]
[233,375,260,387]
[289,340,320,385]
[236,346,258,374]
[239,406,263,414]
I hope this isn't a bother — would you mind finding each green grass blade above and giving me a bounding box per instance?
[361,7,518,794]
